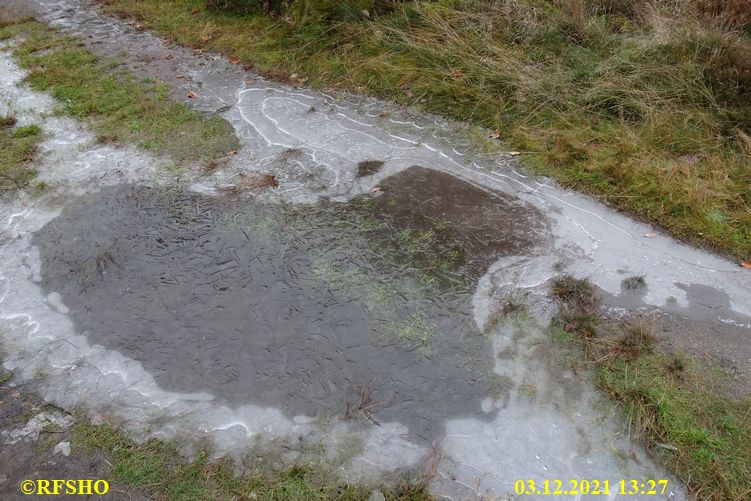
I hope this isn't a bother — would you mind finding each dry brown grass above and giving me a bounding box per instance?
[0,0,33,28]
[343,383,385,425]
[695,0,751,30]
[220,172,278,195]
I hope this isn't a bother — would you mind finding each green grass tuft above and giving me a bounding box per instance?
[11,123,41,138]
[0,115,42,191]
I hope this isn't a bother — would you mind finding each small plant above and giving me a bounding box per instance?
[0,115,42,190]
[356,159,384,177]
[550,275,602,358]
[622,275,646,290]
[550,275,596,307]
[614,320,656,360]
[343,383,384,425]
[11,123,41,138]
[484,289,528,332]
[0,115,18,128]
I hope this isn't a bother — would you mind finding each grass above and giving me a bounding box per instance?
[70,419,433,500]
[0,114,43,191]
[550,275,751,500]
[0,20,238,163]
[384,313,435,350]
[93,0,751,261]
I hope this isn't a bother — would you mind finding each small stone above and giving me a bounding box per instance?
[368,490,385,501]
[53,441,71,457]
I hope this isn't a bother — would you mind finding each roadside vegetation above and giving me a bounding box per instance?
[95,0,751,261]
[0,20,237,163]
[0,115,42,191]
[70,419,432,501]
[550,275,751,500]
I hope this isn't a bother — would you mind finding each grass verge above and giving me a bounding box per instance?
[94,0,751,261]
[70,419,432,500]
[550,275,751,500]
[0,115,43,191]
[0,20,238,163]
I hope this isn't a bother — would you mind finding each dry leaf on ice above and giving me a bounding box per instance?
[185,90,198,99]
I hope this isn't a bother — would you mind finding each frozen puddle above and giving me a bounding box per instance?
[0,46,677,499]
[6,2,751,495]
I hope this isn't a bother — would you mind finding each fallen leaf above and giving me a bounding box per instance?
[185,90,198,99]
[741,261,751,269]
[245,79,256,86]
[324,87,335,94]
[369,187,382,193]
[290,73,298,80]
[449,70,464,79]
[641,232,657,238]
[509,151,521,156]
[190,9,201,16]
[228,56,241,65]
[489,130,501,140]
[199,34,213,44]
[228,150,238,155]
